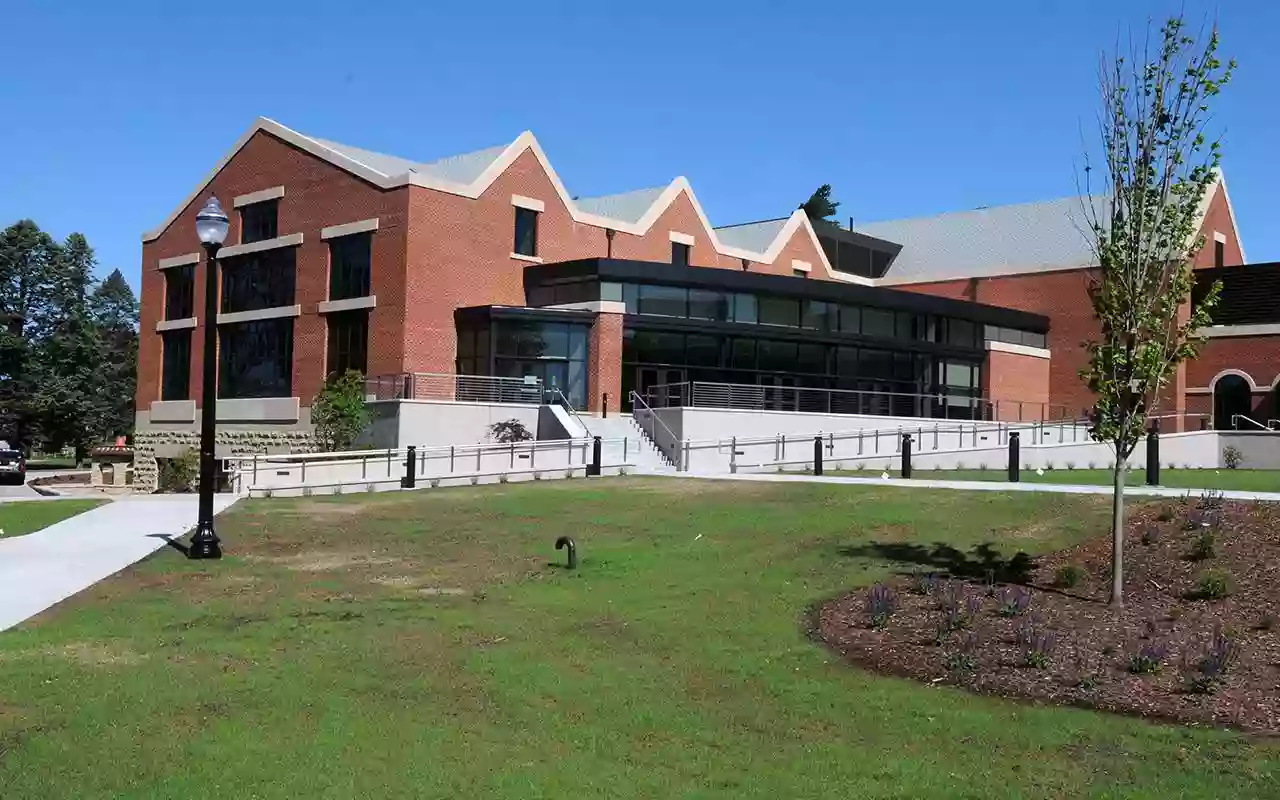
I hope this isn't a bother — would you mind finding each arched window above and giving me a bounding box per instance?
[1213,374,1253,429]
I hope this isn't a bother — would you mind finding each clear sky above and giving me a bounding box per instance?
[1,0,1275,290]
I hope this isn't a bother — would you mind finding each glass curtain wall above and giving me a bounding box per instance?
[457,319,590,409]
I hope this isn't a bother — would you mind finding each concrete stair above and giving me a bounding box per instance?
[581,415,675,473]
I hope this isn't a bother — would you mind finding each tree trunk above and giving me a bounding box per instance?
[1109,457,1126,607]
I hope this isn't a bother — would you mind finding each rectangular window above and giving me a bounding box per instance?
[838,305,860,334]
[637,284,687,317]
[219,318,294,398]
[326,310,368,378]
[757,296,799,327]
[1024,331,1047,349]
[240,200,279,244]
[731,293,758,324]
[861,308,895,338]
[946,319,977,348]
[221,247,296,313]
[600,282,624,303]
[688,289,729,321]
[672,241,691,267]
[801,300,831,331]
[1214,239,1225,268]
[730,338,756,370]
[514,207,538,256]
[329,232,372,300]
[757,339,797,371]
[796,343,827,374]
[164,265,195,320]
[161,330,191,401]
[622,283,639,314]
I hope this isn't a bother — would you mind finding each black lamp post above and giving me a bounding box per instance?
[190,196,229,559]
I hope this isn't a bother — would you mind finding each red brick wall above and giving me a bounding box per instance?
[1193,183,1244,268]
[983,348,1051,421]
[138,131,408,412]
[588,313,623,413]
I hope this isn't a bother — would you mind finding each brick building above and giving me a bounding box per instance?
[135,117,1262,462]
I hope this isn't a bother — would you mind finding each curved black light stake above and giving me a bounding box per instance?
[555,536,577,570]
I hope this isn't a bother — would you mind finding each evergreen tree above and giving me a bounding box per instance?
[800,184,840,222]
[89,269,139,438]
[0,220,56,450]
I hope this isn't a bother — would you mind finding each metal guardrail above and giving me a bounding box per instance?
[365,373,544,404]
[1231,414,1270,432]
[644,381,1075,423]
[549,387,589,435]
[629,390,683,470]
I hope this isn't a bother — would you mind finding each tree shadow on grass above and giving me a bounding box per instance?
[837,540,1037,584]
[145,533,189,556]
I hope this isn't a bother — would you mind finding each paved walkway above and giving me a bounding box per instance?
[693,471,1280,502]
[0,494,239,632]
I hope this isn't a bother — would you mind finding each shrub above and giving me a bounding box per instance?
[488,419,533,444]
[1087,461,1096,469]
[997,586,1032,617]
[1073,649,1102,689]
[312,370,372,451]
[1054,564,1085,588]
[1197,488,1226,510]
[156,450,198,493]
[865,584,897,629]
[1156,504,1175,522]
[937,582,973,633]
[1065,461,1076,470]
[1188,530,1216,561]
[1127,641,1168,674]
[1140,525,1160,546]
[1023,628,1057,669]
[1014,615,1043,647]
[943,633,981,672]
[1191,568,1234,601]
[911,572,940,596]
[1222,445,1243,470]
[1185,625,1238,694]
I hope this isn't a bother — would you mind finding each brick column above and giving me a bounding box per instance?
[588,312,623,414]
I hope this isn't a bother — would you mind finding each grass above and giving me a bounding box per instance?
[1,479,1276,798]
[24,456,80,471]
[832,467,1280,493]
[0,498,106,538]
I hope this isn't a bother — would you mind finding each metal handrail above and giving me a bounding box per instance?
[629,390,682,469]
[1268,419,1280,431]
[365,372,544,404]
[1231,414,1269,431]
[549,387,589,436]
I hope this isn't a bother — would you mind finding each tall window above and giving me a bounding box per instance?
[219,318,293,398]
[327,310,368,377]
[672,241,691,267]
[329,232,372,300]
[514,207,538,256]
[164,265,194,320]
[1215,238,1225,268]
[240,200,278,244]
[161,330,191,400]
[221,248,296,313]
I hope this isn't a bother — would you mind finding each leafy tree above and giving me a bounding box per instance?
[89,269,139,438]
[488,419,533,443]
[312,370,372,451]
[800,184,840,222]
[1079,16,1234,608]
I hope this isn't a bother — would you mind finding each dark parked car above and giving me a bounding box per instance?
[0,450,26,485]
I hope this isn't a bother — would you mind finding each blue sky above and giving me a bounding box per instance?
[2,0,1275,291]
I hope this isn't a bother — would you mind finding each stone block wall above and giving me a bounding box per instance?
[134,428,316,492]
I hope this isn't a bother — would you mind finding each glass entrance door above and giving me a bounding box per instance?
[637,367,684,407]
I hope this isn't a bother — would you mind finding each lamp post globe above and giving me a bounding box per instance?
[190,195,228,560]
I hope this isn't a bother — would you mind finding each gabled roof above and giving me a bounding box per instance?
[143,118,868,285]
[714,218,790,254]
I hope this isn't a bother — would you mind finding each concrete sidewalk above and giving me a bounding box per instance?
[0,495,239,632]
[693,471,1280,502]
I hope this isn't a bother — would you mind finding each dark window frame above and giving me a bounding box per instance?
[326,310,369,378]
[329,232,372,300]
[161,330,192,401]
[218,318,294,399]
[239,199,279,244]
[164,265,195,321]
[514,207,539,257]
[220,247,297,313]
[671,241,691,267]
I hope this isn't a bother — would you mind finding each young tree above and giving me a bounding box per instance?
[312,370,372,451]
[800,184,840,222]
[1079,17,1233,607]
[89,269,139,438]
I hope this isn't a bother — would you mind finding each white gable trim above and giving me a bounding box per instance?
[233,186,285,208]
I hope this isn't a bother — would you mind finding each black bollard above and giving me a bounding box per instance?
[1146,419,1160,486]
[587,435,602,476]
[555,536,577,569]
[602,393,610,419]
[901,434,913,479]
[813,435,824,476]
[1008,432,1021,482]
[402,445,417,488]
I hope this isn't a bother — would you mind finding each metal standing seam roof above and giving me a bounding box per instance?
[573,186,669,225]
[310,137,510,185]
[713,218,790,253]
[861,195,1109,284]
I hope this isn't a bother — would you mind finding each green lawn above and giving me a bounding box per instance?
[829,468,1280,493]
[1,479,1276,798]
[0,498,105,538]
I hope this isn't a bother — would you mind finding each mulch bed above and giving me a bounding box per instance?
[817,496,1280,734]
